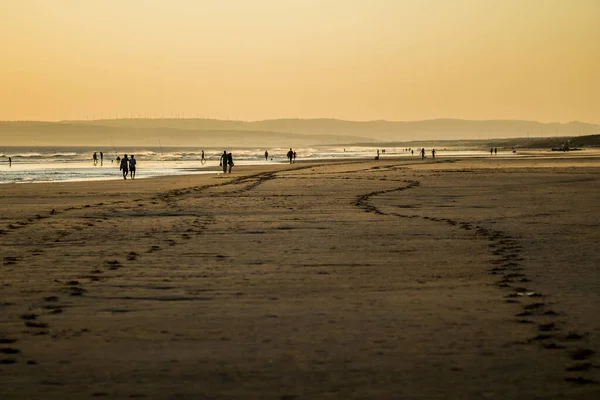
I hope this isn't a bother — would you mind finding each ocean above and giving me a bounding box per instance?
[0,146,509,184]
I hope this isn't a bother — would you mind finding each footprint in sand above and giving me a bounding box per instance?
[67,287,87,296]
[566,363,595,372]
[570,348,596,361]
[25,321,49,329]
[44,304,64,314]
[538,323,558,332]
[3,256,18,265]
[105,260,122,270]
[564,376,599,385]
[0,347,21,354]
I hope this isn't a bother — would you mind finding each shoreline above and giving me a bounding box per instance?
[6,144,597,185]
[3,147,599,186]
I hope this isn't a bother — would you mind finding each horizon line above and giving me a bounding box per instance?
[0,117,598,125]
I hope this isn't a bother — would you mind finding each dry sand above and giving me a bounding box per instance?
[1,152,599,399]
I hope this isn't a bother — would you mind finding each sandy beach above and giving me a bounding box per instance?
[1,152,599,399]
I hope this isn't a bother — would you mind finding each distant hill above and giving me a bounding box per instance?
[1,118,599,147]
[64,118,600,140]
[0,121,374,147]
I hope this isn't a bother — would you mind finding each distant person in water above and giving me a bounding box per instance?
[116,155,121,164]
[119,154,129,180]
[129,155,137,179]
[293,151,296,163]
[432,148,436,159]
[411,149,414,156]
[93,152,98,165]
[227,152,234,173]
[8,157,11,167]
[201,150,206,164]
[220,150,228,173]
[265,150,269,161]
[490,148,493,156]
[421,148,426,159]
[100,151,104,165]
[287,148,293,164]
[494,147,497,155]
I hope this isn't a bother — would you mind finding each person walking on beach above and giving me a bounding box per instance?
[432,148,436,159]
[8,157,11,167]
[293,151,296,163]
[287,148,293,164]
[420,148,425,159]
[227,152,234,173]
[119,154,129,180]
[265,150,269,161]
[490,148,493,156]
[494,147,497,155]
[201,150,206,165]
[93,152,98,166]
[219,150,228,173]
[129,154,137,179]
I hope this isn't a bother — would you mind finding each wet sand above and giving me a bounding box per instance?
[1,153,599,399]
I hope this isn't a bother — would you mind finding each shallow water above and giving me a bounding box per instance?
[0,146,514,184]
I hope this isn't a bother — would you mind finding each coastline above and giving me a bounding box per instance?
[1,154,599,399]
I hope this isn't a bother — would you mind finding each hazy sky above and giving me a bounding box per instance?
[0,0,598,123]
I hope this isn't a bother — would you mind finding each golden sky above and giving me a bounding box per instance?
[0,0,598,122]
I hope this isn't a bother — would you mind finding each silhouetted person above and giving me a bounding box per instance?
[129,155,137,179]
[201,150,206,164]
[100,151,104,165]
[116,155,121,164]
[494,147,497,155]
[293,151,296,163]
[220,150,228,173]
[490,148,493,156]
[8,157,11,167]
[375,149,380,160]
[119,154,129,180]
[421,148,425,159]
[227,152,234,173]
[93,152,98,166]
[432,148,436,159]
[411,150,414,156]
[265,150,269,161]
[287,148,293,164]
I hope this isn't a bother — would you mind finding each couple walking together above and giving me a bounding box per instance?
[119,154,137,180]
[220,151,234,173]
